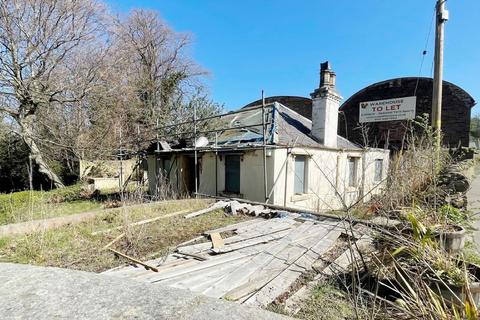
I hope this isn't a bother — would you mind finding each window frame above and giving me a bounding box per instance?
[293,154,308,195]
[374,158,383,182]
[347,156,359,187]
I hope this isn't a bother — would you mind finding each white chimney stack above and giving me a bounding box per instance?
[310,61,342,148]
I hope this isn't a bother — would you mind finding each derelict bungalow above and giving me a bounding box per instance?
[146,63,390,211]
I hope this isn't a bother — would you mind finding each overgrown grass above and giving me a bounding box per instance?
[0,184,102,225]
[295,282,357,320]
[0,199,249,272]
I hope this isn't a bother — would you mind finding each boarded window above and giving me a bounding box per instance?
[294,155,307,194]
[374,159,383,182]
[348,157,358,187]
[225,155,240,193]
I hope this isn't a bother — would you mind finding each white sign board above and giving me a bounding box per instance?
[359,96,416,123]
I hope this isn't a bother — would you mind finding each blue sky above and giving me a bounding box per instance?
[108,0,480,114]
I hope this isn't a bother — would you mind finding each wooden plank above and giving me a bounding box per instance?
[283,235,372,315]
[177,220,295,255]
[174,252,208,261]
[211,228,292,254]
[184,201,228,219]
[242,227,342,306]
[210,232,224,249]
[92,209,190,235]
[201,221,316,298]
[102,232,125,250]
[161,256,252,292]
[121,258,199,279]
[323,235,372,276]
[108,248,159,272]
[176,235,206,247]
[222,224,334,301]
[203,218,264,235]
[145,245,264,283]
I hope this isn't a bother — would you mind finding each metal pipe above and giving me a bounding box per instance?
[283,149,290,207]
[152,121,272,142]
[154,104,270,131]
[262,90,268,203]
[194,103,198,197]
[215,132,218,196]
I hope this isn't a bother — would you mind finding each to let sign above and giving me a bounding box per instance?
[359,96,416,123]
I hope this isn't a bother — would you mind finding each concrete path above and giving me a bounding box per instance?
[0,263,290,320]
[467,165,480,249]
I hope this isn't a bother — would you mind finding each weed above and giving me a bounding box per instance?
[0,199,249,272]
[296,282,357,320]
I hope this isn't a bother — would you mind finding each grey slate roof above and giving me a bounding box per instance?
[214,102,360,150]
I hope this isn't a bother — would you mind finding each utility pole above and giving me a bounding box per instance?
[431,0,448,153]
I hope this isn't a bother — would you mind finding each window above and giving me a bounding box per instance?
[225,155,240,193]
[374,159,383,182]
[348,157,359,187]
[294,155,307,194]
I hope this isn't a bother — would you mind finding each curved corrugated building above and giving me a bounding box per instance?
[338,77,476,148]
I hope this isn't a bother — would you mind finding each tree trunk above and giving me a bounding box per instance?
[19,116,65,189]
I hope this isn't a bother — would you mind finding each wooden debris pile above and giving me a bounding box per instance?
[104,213,350,307]
[184,200,277,219]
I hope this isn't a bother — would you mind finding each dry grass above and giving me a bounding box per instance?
[0,198,250,272]
[295,282,357,320]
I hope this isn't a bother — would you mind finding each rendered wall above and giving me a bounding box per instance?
[268,147,390,211]
[147,147,389,212]
[197,150,275,203]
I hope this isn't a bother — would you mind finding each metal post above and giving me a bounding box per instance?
[194,103,198,197]
[136,124,141,188]
[283,149,289,207]
[262,90,268,203]
[119,126,124,201]
[156,118,160,152]
[215,132,218,196]
[432,0,448,156]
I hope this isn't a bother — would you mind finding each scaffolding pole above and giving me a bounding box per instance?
[215,132,218,196]
[194,102,198,198]
[262,90,268,203]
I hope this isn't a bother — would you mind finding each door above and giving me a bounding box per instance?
[225,155,240,194]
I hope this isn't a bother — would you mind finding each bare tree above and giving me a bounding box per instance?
[0,0,104,188]
[112,9,204,128]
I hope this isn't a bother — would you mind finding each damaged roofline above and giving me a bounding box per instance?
[148,143,384,155]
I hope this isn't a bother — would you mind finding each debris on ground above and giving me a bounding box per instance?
[104,208,353,308]
[185,200,278,219]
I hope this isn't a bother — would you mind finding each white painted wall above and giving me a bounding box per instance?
[147,147,389,212]
[311,92,342,148]
[197,150,274,203]
[267,147,390,211]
